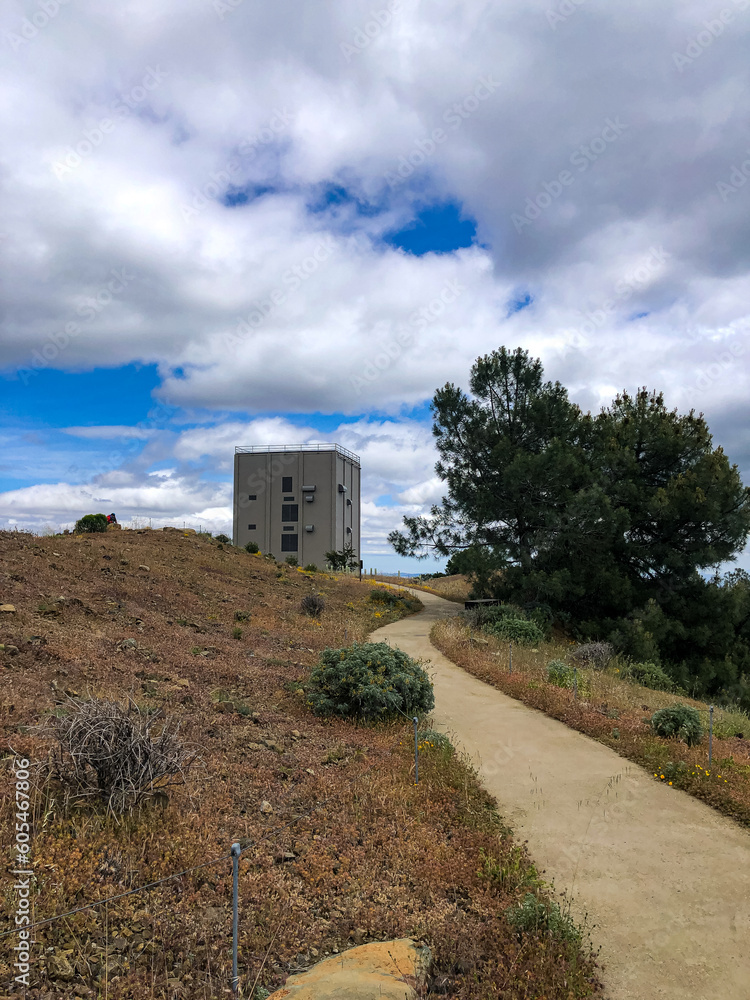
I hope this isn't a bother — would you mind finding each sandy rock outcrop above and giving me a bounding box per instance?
[266,939,432,1000]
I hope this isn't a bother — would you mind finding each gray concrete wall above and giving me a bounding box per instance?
[233,448,360,568]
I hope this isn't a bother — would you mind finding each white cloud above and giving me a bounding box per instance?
[1,0,749,566]
[398,476,444,505]
[63,425,153,439]
[172,418,319,467]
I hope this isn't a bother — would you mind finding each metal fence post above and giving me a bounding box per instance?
[509,641,513,676]
[413,717,419,785]
[231,842,241,995]
[709,705,713,768]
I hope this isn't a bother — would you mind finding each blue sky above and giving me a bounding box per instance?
[1,0,749,576]
[0,198,481,571]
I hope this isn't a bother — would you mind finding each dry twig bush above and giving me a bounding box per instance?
[41,697,200,815]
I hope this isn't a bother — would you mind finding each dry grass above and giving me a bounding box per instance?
[373,575,472,603]
[0,531,601,999]
[432,615,750,828]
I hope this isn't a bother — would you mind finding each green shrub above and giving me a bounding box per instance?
[75,513,109,534]
[485,618,544,646]
[245,541,260,554]
[215,533,231,544]
[369,587,400,605]
[264,553,276,561]
[651,705,703,747]
[713,716,748,740]
[522,602,554,639]
[234,611,251,622]
[466,603,527,629]
[232,627,242,640]
[546,660,573,688]
[478,846,542,892]
[417,729,454,756]
[300,594,325,617]
[306,641,434,724]
[303,563,318,573]
[624,660,674,692]
[369,588,421,612]
[505,893,582,944]
[285,555,298,566]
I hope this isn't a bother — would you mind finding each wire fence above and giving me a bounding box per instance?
[1,707,437,997]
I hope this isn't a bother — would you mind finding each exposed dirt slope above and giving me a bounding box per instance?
[0,531,600,999]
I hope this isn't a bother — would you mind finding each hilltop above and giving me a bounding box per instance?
[0,529,600,999]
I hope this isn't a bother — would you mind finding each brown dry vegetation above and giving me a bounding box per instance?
[1,531,600,999]
[432,615,750,828]
[373,575,471,603]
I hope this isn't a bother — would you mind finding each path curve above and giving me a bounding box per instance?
[370,587,750,1000]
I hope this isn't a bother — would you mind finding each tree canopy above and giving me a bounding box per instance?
[389,347,750,704]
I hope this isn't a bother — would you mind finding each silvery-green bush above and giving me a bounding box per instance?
[306,642,434,724]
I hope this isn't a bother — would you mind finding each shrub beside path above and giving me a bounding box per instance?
[370,588,750,1000]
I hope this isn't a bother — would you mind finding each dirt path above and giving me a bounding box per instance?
[370,588,750,1000]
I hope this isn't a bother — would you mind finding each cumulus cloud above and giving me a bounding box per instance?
[62,426,154,440]
[1,0,749,565]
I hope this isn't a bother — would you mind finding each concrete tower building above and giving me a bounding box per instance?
[233,444,361,569]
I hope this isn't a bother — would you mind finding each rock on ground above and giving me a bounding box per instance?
[266,939,431,1000]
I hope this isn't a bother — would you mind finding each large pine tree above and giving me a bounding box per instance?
[389,347,750,696]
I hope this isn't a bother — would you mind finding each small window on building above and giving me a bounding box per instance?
[283,526,295,531]
[247,494,257,501]
[281,504,298,522]
[282,476,293,492]
[281,534,298,552]
[283,496,295,501]
[247,524,256,530]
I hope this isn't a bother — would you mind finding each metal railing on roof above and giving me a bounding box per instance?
[235,443,360,464]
